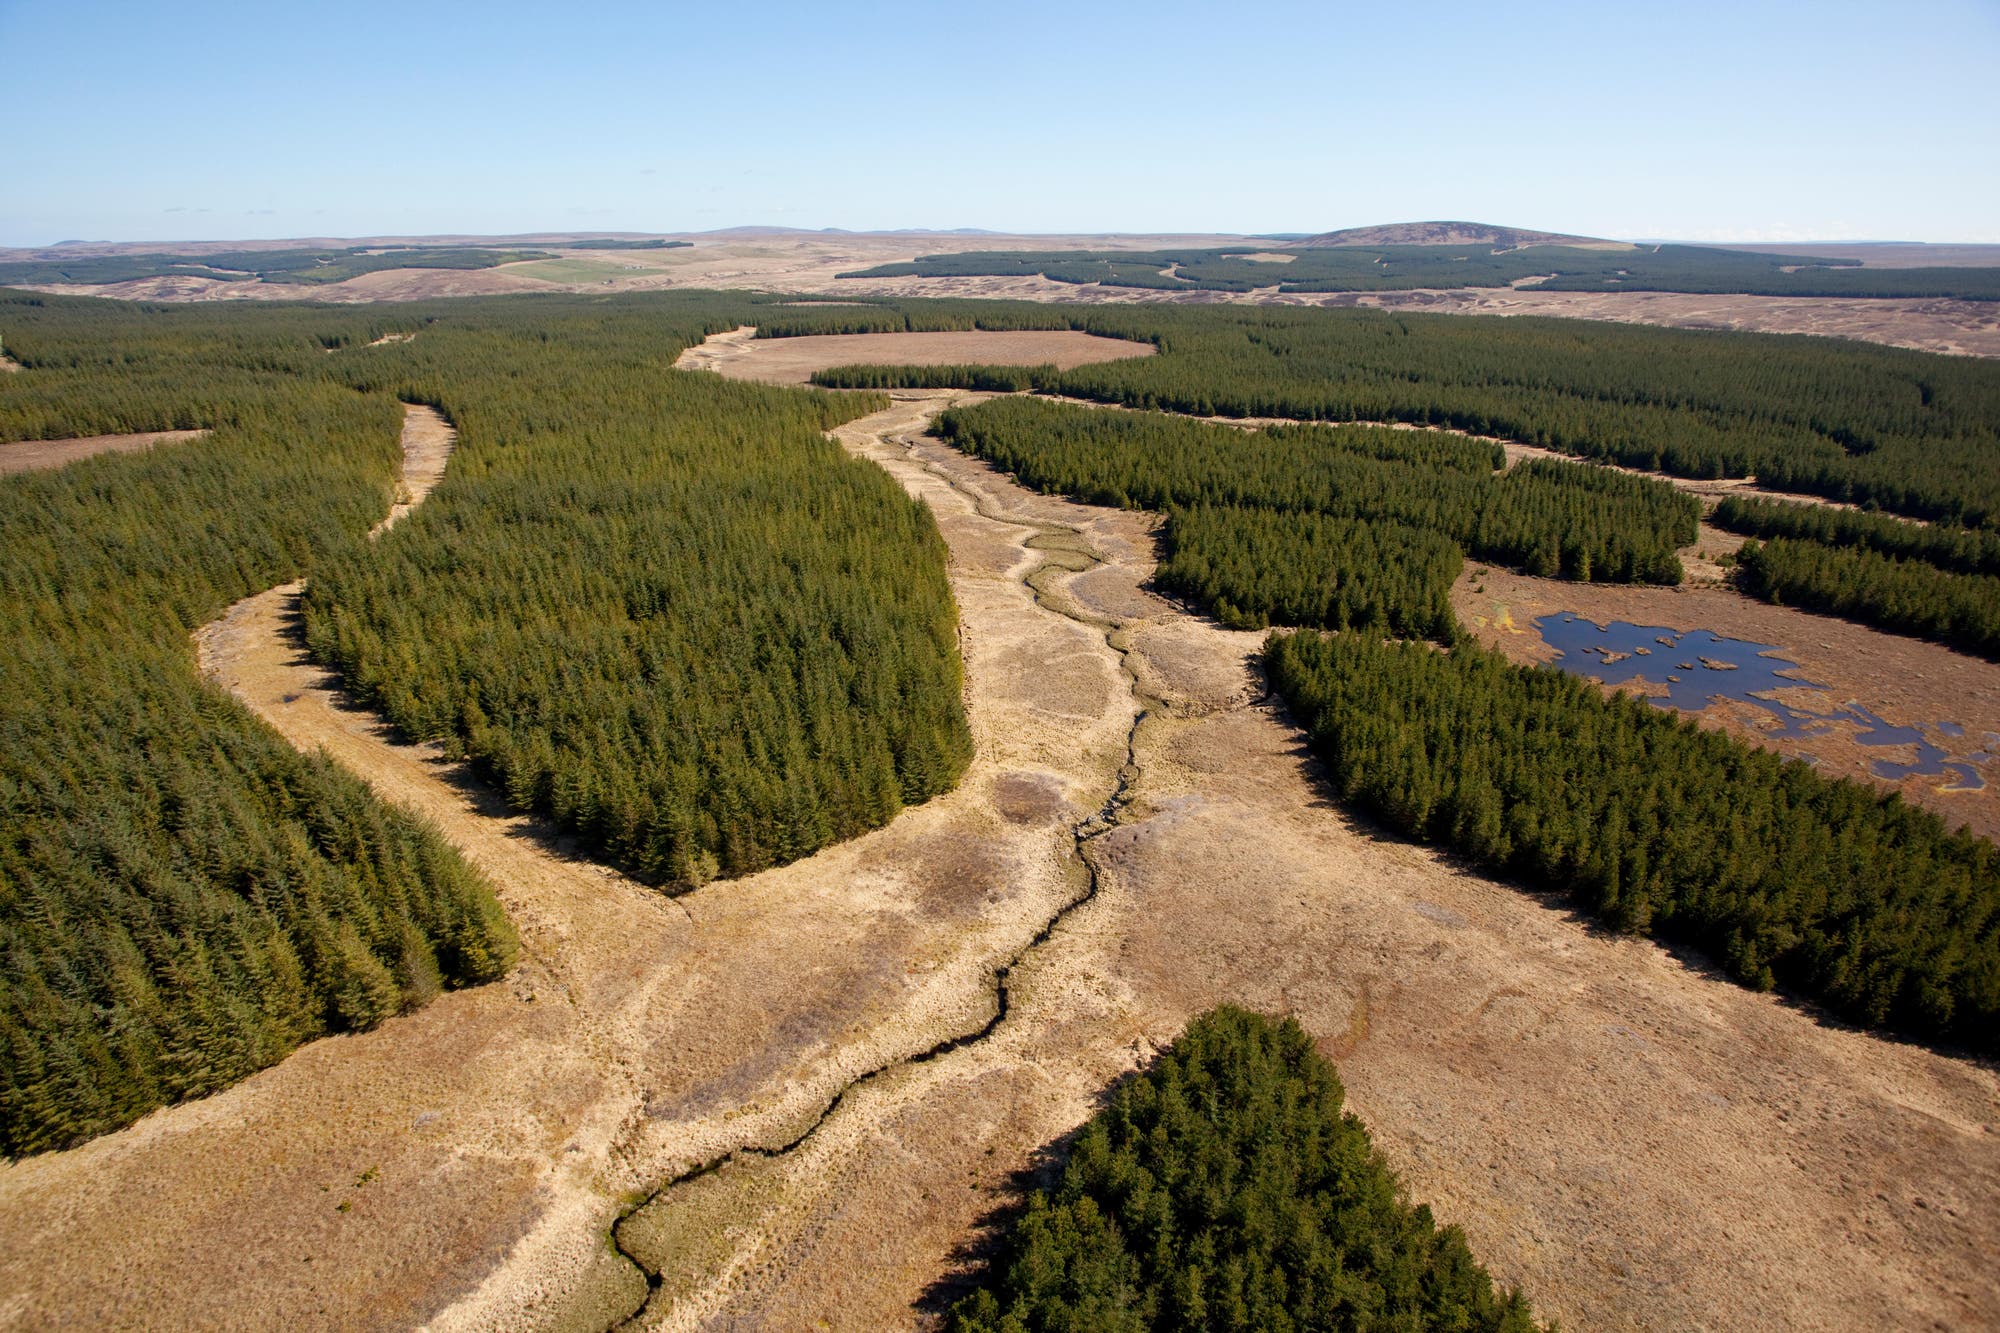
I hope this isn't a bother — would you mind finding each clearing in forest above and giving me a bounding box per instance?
[0,428,207,475]
[681,327,1154,385]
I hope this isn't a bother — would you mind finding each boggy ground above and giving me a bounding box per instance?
[1455,563,2000,845]
[1467,443,2000,842]
[2,353,1996,1331]
[620,338,2000,1330]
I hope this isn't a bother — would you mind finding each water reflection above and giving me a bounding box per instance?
[1534,613,1987,792]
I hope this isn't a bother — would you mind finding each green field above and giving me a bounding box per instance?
[506,256,645,284]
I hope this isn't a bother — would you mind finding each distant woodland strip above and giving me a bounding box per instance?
[0,245,556,288]
[774,299,2000,527]
[840,242,2000,301]
[947,1007,1546,1333]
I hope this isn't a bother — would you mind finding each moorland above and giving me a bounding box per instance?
[2,227,1998,1331]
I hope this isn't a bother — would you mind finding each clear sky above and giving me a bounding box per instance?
[3,0,1997,247]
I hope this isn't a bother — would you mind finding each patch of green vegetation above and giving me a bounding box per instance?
[256,248,558,284]
[566,238,693,251]
[948,1007,1545,1333]
[507,257,639,284]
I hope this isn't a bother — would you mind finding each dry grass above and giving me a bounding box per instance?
[677,325,1154,385]
[2,342,1994,1333]
[15,232,1998,358]
[0,428,207,475]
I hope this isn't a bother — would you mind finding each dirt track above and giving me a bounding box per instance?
[0,428,208,475]
[1,356,1995,1331]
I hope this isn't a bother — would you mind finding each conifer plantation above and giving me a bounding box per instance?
[791,298,2000,1053]
[1734,538,2000,660]
[0,288,972,1154]
[1267,632,2000,1052]
[0,293,516,1154]
[947,1007,1545,1333]
[786,299,2000,526]
[1714,497,2000,657]
[934,394,1693,631]
[304,301,971,884]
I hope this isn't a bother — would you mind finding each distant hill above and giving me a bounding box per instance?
[1295,221,1627,250]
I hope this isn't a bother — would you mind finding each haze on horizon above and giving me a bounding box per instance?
[3,0,1997,249]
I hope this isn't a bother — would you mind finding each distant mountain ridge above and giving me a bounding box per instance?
[1295,221,1626,249]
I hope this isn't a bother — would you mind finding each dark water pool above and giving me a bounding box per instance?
[1534,613,1987,792]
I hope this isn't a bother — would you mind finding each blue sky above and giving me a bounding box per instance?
[3,0,1996,246]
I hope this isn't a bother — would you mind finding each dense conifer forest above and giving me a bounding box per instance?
[790,298,2000,1052]
[1159,507,1462,639]
[0,246,556,288]
[840,243,2000,301]
[1267,632,2000,1052]
[1713,496,2000,578]
[304,302,971,884]
[1734,539,2000,660]
[1712,478,2000,659]
[934,395,1692,630]
[0,287,971,1153]
[780,300,2000,526]
[947,1007,1545,1333]
[0,293,516,1154]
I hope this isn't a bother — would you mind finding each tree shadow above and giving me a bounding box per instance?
[912,1053,1167,1324]
[1250,648,1999,1071]
[268,589,659,883]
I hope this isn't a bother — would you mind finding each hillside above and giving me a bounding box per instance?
[1295,220,1627,249]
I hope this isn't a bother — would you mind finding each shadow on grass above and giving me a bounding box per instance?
[912,1050,1169,1324]
[1255,645,1996,1072]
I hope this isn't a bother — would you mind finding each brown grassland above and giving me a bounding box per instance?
[2,329,1996,1332]
[0,428,208,475]
[12,231,2000,356]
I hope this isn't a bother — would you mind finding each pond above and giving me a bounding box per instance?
[1534,612,1989,792]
